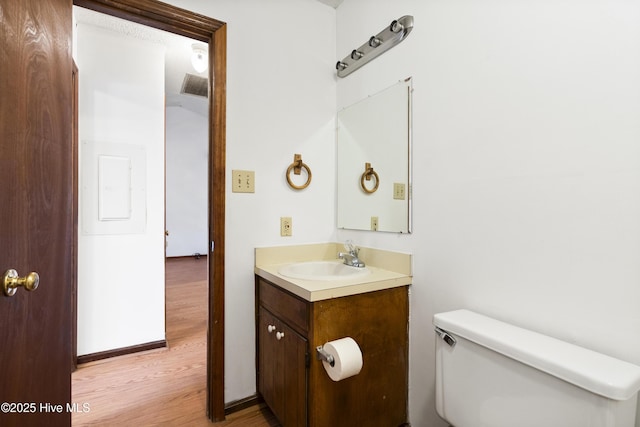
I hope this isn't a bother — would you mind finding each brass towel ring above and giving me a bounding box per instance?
[286,154,312,190]
[360,162,379,194]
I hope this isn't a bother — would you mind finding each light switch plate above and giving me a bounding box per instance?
[393,183,406,200]
[232,170,255,193]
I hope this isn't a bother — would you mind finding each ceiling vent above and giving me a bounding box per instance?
[181,74,208,98]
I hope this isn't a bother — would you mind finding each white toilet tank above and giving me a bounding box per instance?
[433,309,640,427]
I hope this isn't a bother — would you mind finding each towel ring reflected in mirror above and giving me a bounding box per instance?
[360,162,379,194]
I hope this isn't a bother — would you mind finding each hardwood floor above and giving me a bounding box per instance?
[72,257,279,426]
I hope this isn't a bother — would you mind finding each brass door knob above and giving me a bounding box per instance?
[3,269,39,297]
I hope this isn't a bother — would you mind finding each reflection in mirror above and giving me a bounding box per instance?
[337,78,412,233]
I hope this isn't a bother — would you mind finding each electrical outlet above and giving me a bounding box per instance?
[393,183,406,200]
[371,216,379,231]
[232,170,255,193]
[280,217,292,236]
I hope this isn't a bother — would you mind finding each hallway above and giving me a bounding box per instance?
[72,257,278,426]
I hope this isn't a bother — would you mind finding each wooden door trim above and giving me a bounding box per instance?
[72,60,79,372]
[72,0,227,422]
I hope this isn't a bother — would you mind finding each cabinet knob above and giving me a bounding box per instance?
[276,331,285,340]
[268,325,276,333]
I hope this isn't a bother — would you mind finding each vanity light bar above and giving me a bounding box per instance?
[336,15,414,78]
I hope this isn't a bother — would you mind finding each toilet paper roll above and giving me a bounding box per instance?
[321,337,363,382]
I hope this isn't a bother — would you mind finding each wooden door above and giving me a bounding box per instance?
[0,0,74,426]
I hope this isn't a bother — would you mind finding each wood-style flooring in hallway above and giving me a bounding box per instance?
[72,257,279,426]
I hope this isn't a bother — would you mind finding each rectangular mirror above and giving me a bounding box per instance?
[337,78,412,233]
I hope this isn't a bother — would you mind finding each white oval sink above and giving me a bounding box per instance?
[278,261,370,281]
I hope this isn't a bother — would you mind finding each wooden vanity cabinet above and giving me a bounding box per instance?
[256,276,409,427]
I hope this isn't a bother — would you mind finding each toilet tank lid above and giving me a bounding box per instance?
[433,309,640,401]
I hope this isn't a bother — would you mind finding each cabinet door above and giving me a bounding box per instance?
[258,308,284,420]
[280,320,308,427]
[258,307,308,427]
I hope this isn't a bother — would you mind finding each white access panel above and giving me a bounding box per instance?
[81,141,146,235]
[98,155,132,221]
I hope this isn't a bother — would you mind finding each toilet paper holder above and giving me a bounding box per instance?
[316,346,335,367]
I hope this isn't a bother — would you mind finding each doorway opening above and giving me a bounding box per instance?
[72,0,226,422]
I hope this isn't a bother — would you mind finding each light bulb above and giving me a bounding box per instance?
[191,44,208,73]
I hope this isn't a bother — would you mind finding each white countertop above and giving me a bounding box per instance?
[255,243,412,302]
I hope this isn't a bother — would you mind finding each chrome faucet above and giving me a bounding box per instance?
[338,241,365,268]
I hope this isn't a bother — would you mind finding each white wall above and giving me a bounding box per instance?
[163,0,338,403]
[76,23,166,355]
[165,105,208,257]
[335,1,640,426]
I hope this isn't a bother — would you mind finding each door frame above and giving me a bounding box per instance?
[73,0,227,422]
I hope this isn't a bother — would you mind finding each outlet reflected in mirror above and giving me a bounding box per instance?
[337,78,412,233]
